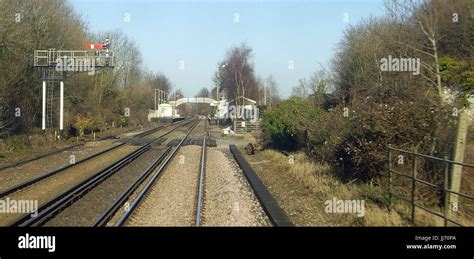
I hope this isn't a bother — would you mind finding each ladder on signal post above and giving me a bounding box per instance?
[46,80,54,129]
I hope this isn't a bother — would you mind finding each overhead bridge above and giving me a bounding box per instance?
[169,97,218,107]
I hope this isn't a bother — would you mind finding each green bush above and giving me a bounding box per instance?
[261,97,318,150]
[120,114,130,127]
[76,113,102,136]
[305,107,350,164]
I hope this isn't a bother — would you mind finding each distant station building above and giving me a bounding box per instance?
[148,103,177,121]
[147,95,260,134]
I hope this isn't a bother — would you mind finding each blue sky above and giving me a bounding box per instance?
[71,0,386,98]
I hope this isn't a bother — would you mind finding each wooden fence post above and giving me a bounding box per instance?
[411,155,417,224]
[388,145,392,208]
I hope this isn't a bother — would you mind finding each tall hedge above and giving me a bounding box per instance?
[261,97,318,150]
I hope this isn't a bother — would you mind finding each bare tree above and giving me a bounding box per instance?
[292,79,310,98]
[146,72,172,93]
[264,75,280,107]
[214,43,259,107]
[0,0,88,135]
[195,87,210,98]
[385,0,444,98]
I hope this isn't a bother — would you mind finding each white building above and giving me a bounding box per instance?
[148,103,178,121]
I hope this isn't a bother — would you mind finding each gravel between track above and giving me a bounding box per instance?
[123,127,270,226]
[104,122,198,226]
[0,140,120,192]
[0,124,170,193]
[203,147,270,226]
[0,145,137,226]
[125,145,201,226]
[44,145,168,226]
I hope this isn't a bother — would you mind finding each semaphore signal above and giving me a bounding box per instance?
[86,38,111,50]
[33,37,115,138]
[86,43,104,49]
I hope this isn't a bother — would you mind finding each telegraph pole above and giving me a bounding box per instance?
[216,65,220,101]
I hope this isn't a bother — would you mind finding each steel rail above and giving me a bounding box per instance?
[8,119,196,227]
[0,119,191,199]
[9,144,149,226]
[195,135,207,226]
[0,143,84,172]
[114,120,200,226]
[0,143,125,199]
[0,123,162,172]
[91,147,172,226]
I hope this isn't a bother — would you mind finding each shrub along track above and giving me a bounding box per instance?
[1,119,193,226]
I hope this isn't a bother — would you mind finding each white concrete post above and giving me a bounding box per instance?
[42,81,46,130]
[60,81,64,132]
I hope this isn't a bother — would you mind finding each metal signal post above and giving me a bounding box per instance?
[34,38,115,138]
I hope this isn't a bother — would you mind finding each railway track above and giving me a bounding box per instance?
[194,135,207,226]
[43,119,197,226]
[91,147,172,226]
[3,118,195,226]
[0,143,85,172]
[109,119,274,227]
[113,120,201,226]
[0,120,189,199]
[2,117,286,227]
[0,124,156,172]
